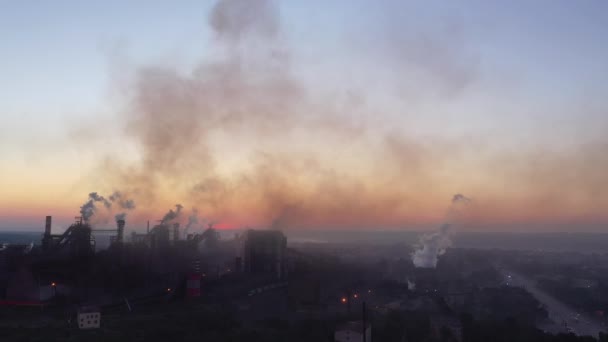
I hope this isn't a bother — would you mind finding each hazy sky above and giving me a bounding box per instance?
[1,0,607,231]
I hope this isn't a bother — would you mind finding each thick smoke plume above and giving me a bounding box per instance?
[210,0,278,41]
[94,0,477,228]
[79,191,136,223]
[109,191,136,210]
[412,194,471,268]
[80,192,111,222]
[161,204,183,225]
[83,0,608,230]
[109,191,136,221]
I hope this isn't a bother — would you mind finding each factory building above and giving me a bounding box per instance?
[241,230,287,279]
[41,216,96,257]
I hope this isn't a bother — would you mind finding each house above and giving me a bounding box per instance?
[335,321,371,342]
[78,306,100,329]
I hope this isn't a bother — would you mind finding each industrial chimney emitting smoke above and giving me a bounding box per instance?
[116,219,126,244]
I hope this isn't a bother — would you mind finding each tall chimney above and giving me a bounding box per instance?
[116,219,126,244]
[173,223,180,242]
[42,216,52,251]
[45,216,52,236]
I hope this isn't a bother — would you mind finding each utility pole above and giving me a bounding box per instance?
[362,301,367,342]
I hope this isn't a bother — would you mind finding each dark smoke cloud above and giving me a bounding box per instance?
[115,213,127,221]
[82,0,608,231]
[109,191,136,221]
[189,151,407,229]
[452,194,470,203]
[104,0,305,225]
[109,191,136,209]
[80,199,96,223]
[161,204,183,225]
[210,0,279,42]
[90,192,111,208]
[115,0,298,200]
[79,191,137,223]
[80,192,111,222]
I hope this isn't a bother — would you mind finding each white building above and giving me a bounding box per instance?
[335,321,371,342]
[78,306,100,329]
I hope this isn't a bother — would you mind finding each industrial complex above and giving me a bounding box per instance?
[0,215,288,308]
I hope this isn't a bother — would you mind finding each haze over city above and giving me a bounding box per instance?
[1,0,607,232]
[4,2,608,342]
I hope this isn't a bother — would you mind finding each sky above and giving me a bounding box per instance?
[0,0,607,232]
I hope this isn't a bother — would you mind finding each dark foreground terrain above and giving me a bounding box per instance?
[2,230,608,341]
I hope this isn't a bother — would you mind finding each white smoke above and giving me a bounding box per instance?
[412,194,470,268]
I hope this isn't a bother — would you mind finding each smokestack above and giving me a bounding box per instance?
[116,219,126,244]
[43,216,52,251]
[45,216,52,236]
[173,223,180,242]
[147,220,150,234]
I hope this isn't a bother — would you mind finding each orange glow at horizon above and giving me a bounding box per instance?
[1,0,607,236]
[2,195,607,232]
[1,138,607,231]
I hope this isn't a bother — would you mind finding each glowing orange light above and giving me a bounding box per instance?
[341,297,347,303]
[354,294,359,298]
[167,288,172,292]
[51,282,56,287]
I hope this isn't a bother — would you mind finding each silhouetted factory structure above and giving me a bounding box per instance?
[240,229,288,279]
[42,215,122,257]
[0,214,289,308]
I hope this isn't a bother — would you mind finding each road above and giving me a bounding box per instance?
[501,269,606,338]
